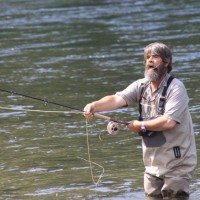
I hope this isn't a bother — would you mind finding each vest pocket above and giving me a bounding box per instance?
[142,131,166,147]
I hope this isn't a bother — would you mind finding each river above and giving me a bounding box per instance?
[0,0,199,199]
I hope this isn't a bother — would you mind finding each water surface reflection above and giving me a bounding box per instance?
[0,0,199,199]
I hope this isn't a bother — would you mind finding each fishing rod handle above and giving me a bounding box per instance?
[94,113,129,125]
[93,113,111,121]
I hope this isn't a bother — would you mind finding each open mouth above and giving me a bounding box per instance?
[147,65,155,69]
[148,64,159,70]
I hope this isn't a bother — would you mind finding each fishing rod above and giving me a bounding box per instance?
[0,88,128,126]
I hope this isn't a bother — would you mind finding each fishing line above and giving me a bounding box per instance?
[0,96,107,185]
[78,120,105,186]
[0,88,127,185]
[0,88,128,125]
[0,105,105,185]
[0,106,79,114]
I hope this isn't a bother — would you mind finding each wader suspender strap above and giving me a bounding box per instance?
[157,76,174,115]
[138,83,146,121]
[138,76,174,120]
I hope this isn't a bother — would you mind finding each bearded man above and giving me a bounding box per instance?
[84,42,197,199]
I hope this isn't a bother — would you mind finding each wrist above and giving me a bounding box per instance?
[90,102,97,113]
[132,120,143,131]
[140,121,146,132]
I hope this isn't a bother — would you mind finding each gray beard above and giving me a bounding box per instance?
[144,67,165,81]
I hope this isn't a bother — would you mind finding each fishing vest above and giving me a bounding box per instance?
[138,76,174,137]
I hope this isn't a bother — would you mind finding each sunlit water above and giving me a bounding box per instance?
[0,0,199,199]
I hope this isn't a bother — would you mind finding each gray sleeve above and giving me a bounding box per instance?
[115,79,145,106]
[164,79,189,124]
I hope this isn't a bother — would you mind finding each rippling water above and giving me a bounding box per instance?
[0,0,199,199]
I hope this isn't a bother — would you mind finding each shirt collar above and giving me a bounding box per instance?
[158,73,171,89]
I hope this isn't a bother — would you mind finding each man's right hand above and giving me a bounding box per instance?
[83,102,96,121]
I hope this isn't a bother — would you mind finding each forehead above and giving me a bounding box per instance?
[147,52,160,56]
[144,46,162,60]
[144,47,159,55]
[145,52,160,58]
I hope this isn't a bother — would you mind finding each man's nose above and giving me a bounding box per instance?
[148,56,153,61]
[147,56,153,63]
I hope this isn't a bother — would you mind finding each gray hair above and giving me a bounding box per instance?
[144,42,172,73]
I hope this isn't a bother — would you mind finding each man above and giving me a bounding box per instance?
[84,42,197,199]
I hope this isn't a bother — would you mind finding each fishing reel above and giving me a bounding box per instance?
[107,121,119,135]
